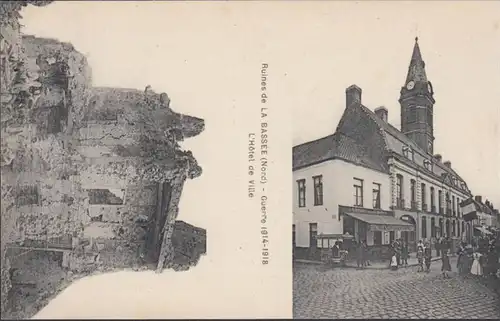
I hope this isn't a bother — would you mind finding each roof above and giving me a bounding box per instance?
[292,132,386,173]
[406,37,427,83]
[344,212,415,232]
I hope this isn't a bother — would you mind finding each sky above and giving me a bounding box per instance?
[16,0,500,318]
[288,1,500,207]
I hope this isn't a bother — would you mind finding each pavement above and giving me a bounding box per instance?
[294,256,500,319]
[295,253,442,270]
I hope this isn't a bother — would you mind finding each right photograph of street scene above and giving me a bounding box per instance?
[292,2,500,319]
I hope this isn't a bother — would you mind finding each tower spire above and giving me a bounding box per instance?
[405,37,427,83]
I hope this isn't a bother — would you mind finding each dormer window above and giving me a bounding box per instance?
[402,146,414,161]
[424,159,433,171]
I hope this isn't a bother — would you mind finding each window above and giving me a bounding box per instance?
[396,174,403,207]
[292,224,296,247]
[452,221,456,237]
[457,221,460,237]
[353,178,364,207]
[424,159,433,171]
[422,216,427,239]
[372,183,381,209]
[15,185,40,206]
[88,189,125,205]
[421,183,427,210]
[407,106,417,123]
[427,108,433,128]
[452,195,456,216]
[297,179,306,208]
[457,198,461,217]
[389,231,395,243]
[430,187,435,211]
[402,146,414,161]
[438,190,443,213]
[309,223,317,248]
[313,175,323,206]
[431,217,436,237]
[410,179,417,209]
[446,192,451,214]
[373,231,382,245]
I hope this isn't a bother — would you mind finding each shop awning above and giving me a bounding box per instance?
[345,212,415,232]
[463,211,478,222]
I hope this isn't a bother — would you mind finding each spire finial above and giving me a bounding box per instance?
[415,36,419,42]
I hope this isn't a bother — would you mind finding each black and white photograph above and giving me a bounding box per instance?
[292,2,500,319]
[1,1,290,319]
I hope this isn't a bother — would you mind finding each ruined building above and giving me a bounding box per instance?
[1,1,206,317]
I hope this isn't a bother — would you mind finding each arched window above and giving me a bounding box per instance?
[431,217,436,237]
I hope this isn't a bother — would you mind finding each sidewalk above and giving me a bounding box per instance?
[295,255,446,270]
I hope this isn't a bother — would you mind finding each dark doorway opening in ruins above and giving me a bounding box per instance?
[145,182,173,264]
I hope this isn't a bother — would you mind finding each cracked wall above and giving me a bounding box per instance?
[1,1,206,316]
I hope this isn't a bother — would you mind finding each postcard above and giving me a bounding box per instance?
[1,1,499,320]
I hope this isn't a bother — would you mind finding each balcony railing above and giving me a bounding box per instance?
[439,207,444,215]
[410,201,418,211]
[422,203,428,212]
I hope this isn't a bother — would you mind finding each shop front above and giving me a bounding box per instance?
[339,206,415,260]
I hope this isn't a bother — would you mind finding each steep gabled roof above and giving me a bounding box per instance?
[293,101,389,173]
[293,131,386,173]
[294,100,471,195]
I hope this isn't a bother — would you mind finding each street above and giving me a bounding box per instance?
[294,257,500,319]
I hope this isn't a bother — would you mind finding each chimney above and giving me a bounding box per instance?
[443,161,451,168]
[433,154,442,162]
[475,195,482,204]
[374,106,388,122]
[346,85,362,108]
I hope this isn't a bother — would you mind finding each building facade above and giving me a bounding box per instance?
[293,38,473,257]
[462,196,499,234]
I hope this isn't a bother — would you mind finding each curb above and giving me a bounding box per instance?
[294,257,443,270]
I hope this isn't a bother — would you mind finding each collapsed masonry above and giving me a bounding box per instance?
[1,1,206,317]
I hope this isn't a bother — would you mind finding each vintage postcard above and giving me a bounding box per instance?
[292,1,500,319]
[1,1,292,319]
[1,0,500,320]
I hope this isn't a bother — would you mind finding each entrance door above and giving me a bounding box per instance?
[309,223,317,249]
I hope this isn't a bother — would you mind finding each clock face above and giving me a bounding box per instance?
[406,81,415,90]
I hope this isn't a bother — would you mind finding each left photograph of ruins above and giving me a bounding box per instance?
[1,1,207,318]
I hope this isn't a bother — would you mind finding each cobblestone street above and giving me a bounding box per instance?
[294,257,500,319]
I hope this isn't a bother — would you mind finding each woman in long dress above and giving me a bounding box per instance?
[471,252,484,277]
[441,249,452,278]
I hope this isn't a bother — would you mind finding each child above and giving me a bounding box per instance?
[424,242,432,273]
[390,253,398,271]
[416,246,424,272]
[471,251,484,277]
[441,248,451,278]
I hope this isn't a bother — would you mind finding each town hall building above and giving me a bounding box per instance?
[293,38,473,259]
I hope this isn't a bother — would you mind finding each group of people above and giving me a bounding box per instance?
[353,240,370,269]
[457,232,500,278]
[389,238,410,270]
[414,240,435,273]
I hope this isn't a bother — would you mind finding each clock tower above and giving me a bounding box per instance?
[399,37,436,155]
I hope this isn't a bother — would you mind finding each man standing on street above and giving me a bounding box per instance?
[424,242,432,273]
